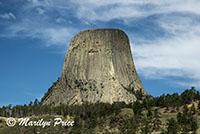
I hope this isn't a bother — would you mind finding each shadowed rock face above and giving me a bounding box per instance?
[41,29,147,105]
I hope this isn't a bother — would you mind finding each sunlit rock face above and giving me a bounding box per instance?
[41,29,147,105]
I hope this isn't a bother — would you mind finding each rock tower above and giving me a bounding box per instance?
[41,29,146,105]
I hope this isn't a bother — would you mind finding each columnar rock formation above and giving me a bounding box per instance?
[41,29,147,105]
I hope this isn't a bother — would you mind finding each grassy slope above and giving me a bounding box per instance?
[0,105,200,134]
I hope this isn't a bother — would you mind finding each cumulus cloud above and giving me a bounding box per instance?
[133,33,200,76]
[36,8,46,15]
[7,25,76,46]
[43,28,75,46]
[0,12,16,20]
[1,16,76,47]
[131,22,200,86]
[129,7,200,87]
[0,1,77,46]
[28,0,39,4]
[56,17,66,23]
[28,0,50,6]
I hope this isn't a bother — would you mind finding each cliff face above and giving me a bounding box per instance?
[42,29,147,105]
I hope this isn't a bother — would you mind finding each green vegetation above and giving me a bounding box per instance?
[0,87,200,133]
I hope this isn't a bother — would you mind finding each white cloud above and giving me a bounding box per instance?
[56,17,66,23]
[28,0,39,4]
[83,20,90,25]
[24,0,200,22]
[36,8,46,15]
[0,12,16,20]
[28,0,52,6]
[70,0,200,21]
[130,10,200,85]
[2,17,77,46]
[132,25,200,86]
[43,28,75,46]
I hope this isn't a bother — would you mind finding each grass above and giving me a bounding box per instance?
[0,107,199,134]
[160,113,177,121]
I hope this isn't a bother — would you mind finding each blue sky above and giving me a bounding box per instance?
[0,0,200,106]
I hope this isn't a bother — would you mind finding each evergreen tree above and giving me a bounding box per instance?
[183,105,189,114]
[152,109,161,131]
[29,101,33,106]
[166,118,178,134]
[177,112,182,125]
[34,99,39,105]
[141,121,151,134]
[191,104,196,115]
[132,100,143,115]
[191,120,198,134]
[198,101,200,110]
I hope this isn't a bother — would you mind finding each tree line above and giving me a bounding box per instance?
[0,87,200,133]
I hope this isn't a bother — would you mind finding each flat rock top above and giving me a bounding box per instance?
[79,28,126,33]
[77,28,128,37]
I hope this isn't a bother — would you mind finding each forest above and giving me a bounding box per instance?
[0,87,200,134]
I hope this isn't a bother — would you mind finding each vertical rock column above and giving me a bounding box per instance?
[42,29,146,105]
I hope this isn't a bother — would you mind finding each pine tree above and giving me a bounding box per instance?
[152,109,161,131]
[141,121,151,134]
[34,98,39,105]
[166,118,178,134]
[29,101,33,106]
[191,119,198,134]
[183,105,189,114]
[177,112,182,125]
[191,104,196,115]
[198,101,200,110]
